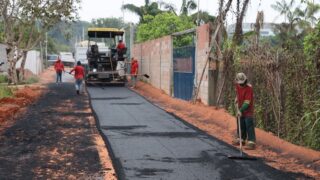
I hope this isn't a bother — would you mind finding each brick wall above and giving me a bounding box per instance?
[132,36,172,95]
[132,24,211,104]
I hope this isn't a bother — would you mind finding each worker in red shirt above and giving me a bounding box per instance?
[233,72,256,150]
[130,57,138,88]
[54,57,65,83]
[116,40,126,51]
[69,61,85,95]
[116,40,126,59]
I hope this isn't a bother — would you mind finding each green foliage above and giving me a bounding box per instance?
[91,18,127,28]
[136,13,194,43]
[24,76,39,84]
[0,75,8,83]
[190,11,215,25]
[122,1,162,23]
[0,85,13,98]
[180,0,197,16]
[304,22,320,65]
[0,22,4,43]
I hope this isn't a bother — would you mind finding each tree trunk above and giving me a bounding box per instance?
[20,50,28,81]
[6,47,18,84]
[232,0,250,46]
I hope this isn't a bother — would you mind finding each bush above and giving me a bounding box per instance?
[0,85,13,98]
[24,77,39,84]
[0,74,8,83]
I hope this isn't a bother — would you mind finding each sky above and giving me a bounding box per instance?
[78,0,313,25]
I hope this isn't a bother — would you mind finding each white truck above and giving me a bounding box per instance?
[74,46,88,65]
[59,52,75,67]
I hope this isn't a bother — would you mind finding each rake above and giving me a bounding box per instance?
[227,115,257,160]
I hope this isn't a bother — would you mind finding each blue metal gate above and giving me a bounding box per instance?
[173,46,195,101]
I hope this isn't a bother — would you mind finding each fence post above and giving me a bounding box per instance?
[160,41,162,90]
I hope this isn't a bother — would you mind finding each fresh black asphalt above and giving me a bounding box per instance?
[0,81,103,179]
[88,86,308,180]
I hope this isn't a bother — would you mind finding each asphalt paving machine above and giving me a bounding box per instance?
[86,28,127,85]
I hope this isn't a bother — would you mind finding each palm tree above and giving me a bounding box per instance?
[122,0,162,23]
[271,0,295,23]
[190,11,215,25]
[158,1,177,15]
[294,1,320,28]
[180,0,197,16]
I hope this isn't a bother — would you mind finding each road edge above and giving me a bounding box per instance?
[86,87,125,180]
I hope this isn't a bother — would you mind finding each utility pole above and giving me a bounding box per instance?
[82,27,85,42]
[197,0,200,26]
[122,0,125,22]
[45,32,48,68]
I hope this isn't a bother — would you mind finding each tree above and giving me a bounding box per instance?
[122,0,162,23]
[91,18,126,28]
[180,0,197,16]
[0,21,4,43]
[232,0,250,46]
[271,0,295,23]
[136,12,194,45]
[0,0,80,84]
[294,1,320,29]
[190,11,215,25]
[158,1,177,15]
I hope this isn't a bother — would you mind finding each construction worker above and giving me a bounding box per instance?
[69,61,85,95]
[54,57,65,83]
[130,57,138,88]
[116,40,126,60]
[116,39,126,52]
[233,72,256,150]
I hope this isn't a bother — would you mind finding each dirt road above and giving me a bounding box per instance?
[0,78,116,179]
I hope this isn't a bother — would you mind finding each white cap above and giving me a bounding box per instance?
[235,72,247,84]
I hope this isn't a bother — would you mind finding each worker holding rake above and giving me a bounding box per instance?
[233,72,256,150]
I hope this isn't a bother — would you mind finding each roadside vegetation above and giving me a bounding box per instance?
[225,0,320,150]
[0,86,12,99]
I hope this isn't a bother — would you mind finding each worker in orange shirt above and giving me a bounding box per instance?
[54,57,65,83]
[69,61,85,95]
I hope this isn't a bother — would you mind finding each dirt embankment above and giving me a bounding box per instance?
[0,67,53,125]
[133,81,320,179]
[0,86,43,124]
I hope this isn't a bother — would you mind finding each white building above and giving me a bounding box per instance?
[0,44,7,73]
[16,50,43,75]
[227,23,276,37]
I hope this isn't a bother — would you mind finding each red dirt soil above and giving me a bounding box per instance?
[133,81,320,179]
[0,67,57,123]
[0,87,42,123]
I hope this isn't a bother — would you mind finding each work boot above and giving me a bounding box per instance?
[245,141,256,150]
[232,138,245,146]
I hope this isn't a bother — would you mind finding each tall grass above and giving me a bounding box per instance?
[0,74,8,83]
[0,85,13,98]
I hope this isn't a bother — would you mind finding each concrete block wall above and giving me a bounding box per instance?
[132,36,172,95]
[132,24,211,104]
[16,50,43,75]
[0,44,7,73]
[195,24,210,105]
